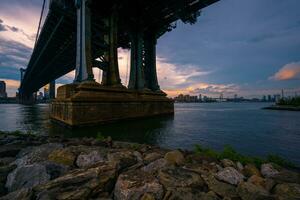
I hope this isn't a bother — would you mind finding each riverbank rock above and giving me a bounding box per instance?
[5,164,50,192]
[163,187,205,200]
[236,162,244,171]
[237,181,273,200]
[0,158,15,166]
[107,151,137,171]
[215,167,245,185]
[221,159,236,168]
[0,145,23,158]
[272,170,300,184]
[158,167,206,189]
[203,174,239,198]
[35,163,117,199]
[0,132,299,200]
[261,163,279,178]
[114,170,164,200]
[248,175,265,188]
[274,183,300,200]
[0,188,33,200]
[48,148,76,166]
[14,143,63,166]
[141,158,168,174]
[144,152,162,163]
[243,164,261,177]
[0,165,16,195]
[164,150,185,165]
[76,150,105,168]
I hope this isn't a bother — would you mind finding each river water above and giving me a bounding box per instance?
[0,102,300,164]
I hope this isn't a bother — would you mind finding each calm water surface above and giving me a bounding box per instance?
[0,102,300,164]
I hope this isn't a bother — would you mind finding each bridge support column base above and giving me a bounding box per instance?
[50,82,174,127]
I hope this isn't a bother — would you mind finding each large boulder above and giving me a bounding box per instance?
[107,151,137,171]
[0,188,33,200]
[141,158,168,174]
[274,183,300,200]
[141,193,155,200]
[158,167,206,189]
[272,170,300,184]
[144,152,163,164]
[76,150,105,168]
[202,191,221,200]
[0,164,17,195]
[215,167,245,185]
[261,163,279,178]
[0,158,15,166]
[48,148,76,166]
[243,164,261,177]
[237,182,273,200]
[203,174,238,198]
[247,175,265,188]
[164,150,185,165]
[35,163,117,199]
[14,143,63,167]
[0,145,24,157]
[114,170,164,200]
[5,164,51,192]
[221,159,236,168]
[247,175,276,192]
[163,187,206,200]
[236,162,244,171]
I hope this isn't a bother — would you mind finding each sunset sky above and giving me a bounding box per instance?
[1,0,300,98]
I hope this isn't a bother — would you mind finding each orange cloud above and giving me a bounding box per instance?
[164,83,239,97]
[271,62,300,81]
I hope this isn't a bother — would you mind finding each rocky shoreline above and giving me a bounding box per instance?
[263,105,300,111]
[0,132,299,200]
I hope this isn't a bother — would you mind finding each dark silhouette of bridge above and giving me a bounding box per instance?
[19,0,219,126]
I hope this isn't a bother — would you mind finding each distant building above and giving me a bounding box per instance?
[274,94,281,102]
[0,81,7,98]
[44,84,50,99]
[199,94,202,102]
[37,92,44,100]
[267,95,272,102]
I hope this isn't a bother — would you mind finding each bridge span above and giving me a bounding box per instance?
[19,0,219,126]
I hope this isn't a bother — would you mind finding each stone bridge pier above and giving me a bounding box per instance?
[50,0,174,127]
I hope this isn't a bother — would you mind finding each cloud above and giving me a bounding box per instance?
[270,62,300,81]
[0,18,36,41]
[164,83,239,97]
[0,38,32,69]
[0,19,7,31]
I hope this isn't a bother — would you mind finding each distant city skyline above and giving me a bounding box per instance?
[1,0,300,97]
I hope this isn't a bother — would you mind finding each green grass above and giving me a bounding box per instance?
[194,144,296,168]
[96,132,106,141]
[130,143,141,150]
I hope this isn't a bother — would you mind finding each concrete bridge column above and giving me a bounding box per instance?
[49,80,55,99]
[144,33,160,92]
[74,0,94,82]
[128,29,145,90]
[101,9,122,86]
[18,92,36,104]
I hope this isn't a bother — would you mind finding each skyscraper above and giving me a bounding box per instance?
[0,81,7,98]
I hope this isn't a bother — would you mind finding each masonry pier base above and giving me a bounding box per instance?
[50,82,174,127]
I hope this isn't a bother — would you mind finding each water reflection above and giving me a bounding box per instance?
[49,115,175,145]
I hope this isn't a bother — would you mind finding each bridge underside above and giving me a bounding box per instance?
[20,0,218,126]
